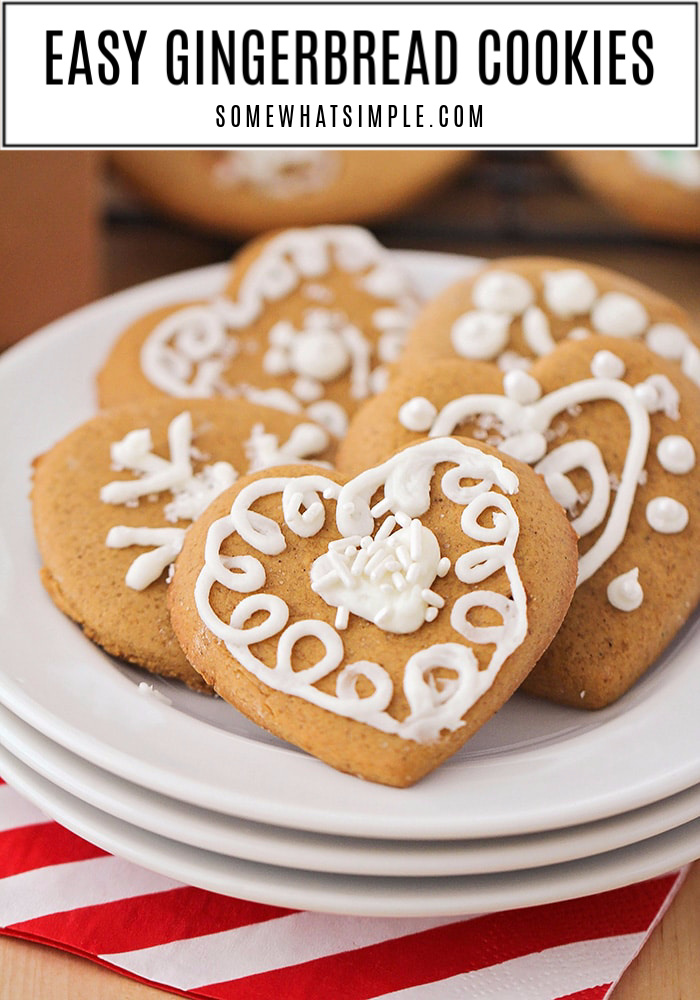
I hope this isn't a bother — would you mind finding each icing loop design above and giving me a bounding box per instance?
[194,438,528,743]
[412,374,656,586]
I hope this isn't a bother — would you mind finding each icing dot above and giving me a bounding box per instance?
[472,271,534,314]
[591,293,649,337]
[398,397,438,433]
[503,370,542,404]
[607,568,644,611]
[499,431,548,464]
[645,323,690,362]
[590,350,626,379]
[567,327,591,341]
[289,330,350,381]
[451,310,511,361]
[646,496,689,533]
[656,435,696,474]
[543,269,598,318]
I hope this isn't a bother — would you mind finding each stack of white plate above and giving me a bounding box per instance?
[1,251,699,918]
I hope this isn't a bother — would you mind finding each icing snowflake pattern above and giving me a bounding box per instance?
[102,412,330,590]
[194,438,529,743]
[140,227,417,426]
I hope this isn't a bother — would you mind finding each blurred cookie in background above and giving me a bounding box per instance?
[110,150,473,237]
[555,150,700,242]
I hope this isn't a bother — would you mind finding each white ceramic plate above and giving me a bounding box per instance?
[2,699,700,877]
[1,740,698,918]
[2,251,700,840]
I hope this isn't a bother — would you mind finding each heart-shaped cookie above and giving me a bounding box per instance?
[399,256,700,389]
[97,225,419,439]
[31,397,332,689]
[168,437,577,786]
[338,336,700,709]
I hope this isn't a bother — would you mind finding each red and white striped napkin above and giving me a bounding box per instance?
[0,778,686,1000]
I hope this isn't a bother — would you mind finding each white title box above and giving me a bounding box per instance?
[2,2,698,147]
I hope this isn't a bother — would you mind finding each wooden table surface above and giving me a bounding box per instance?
[2,155,699,997]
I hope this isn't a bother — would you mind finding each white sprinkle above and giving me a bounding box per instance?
[375,516,396,542]
[396,546,411,570]
[409,519,422,560]
[371,498,391,518]
[351,549,371,576]
[406,563,421,584]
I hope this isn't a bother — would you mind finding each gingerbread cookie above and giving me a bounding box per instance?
[338,336,700,708]
[32,398,332,690]
[399,256,700,389]
[111,150,472,237]
[97,225,419,439]
[168,438,577,786]
[555,150,700,242]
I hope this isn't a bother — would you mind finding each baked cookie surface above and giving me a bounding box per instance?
[168,438,577,786]
[111,150,472,237]
[555,150,700,241]
[339,337,700,708]
[399,256,700,389]
[97,225,419,439]
[32,397,332,689]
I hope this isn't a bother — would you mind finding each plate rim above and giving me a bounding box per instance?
[0,740,697,918]
[2,249,700,841]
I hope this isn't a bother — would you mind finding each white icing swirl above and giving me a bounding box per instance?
[193,438,527,744]
[212,150,339,198]
[102,412,238,590]
[139,226,415,415]
[607,568,644,611]
[429,377,652,585]
[656,435,696,475]
[646,496,689,533]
